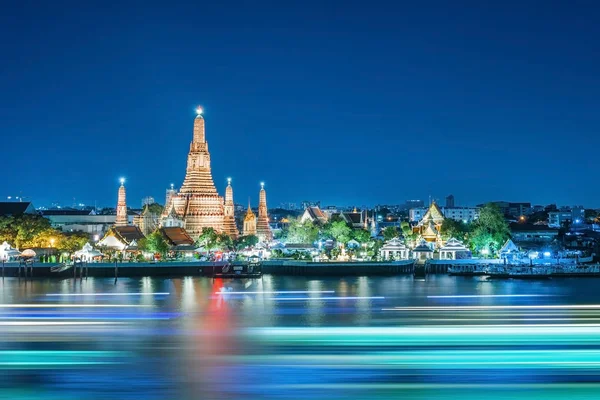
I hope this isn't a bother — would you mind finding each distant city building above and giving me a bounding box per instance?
[322,206,339,218]
[0,202,37,217]
[478,201,531,217]
[442,207,479,223]
[548,206,586,228]
[301,201,320,209]
[279,202,297,210]
[44,209,135,236]
[405,200,425,210]
[141,196,155,207]
[510,223,559,244]
[445,194,455,208]
[409,208,428,222]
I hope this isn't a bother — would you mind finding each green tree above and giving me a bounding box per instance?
[585,209,599,223]
[216,233,233,250]
[324,220,352,245]
[440,219,469,241]
[143,231,169,257]
[58,232,89,255]
[469,203,511,256]
[382,226,400,241]
[352,229,371,244]
[234,235,259,250]
[147,203,164,215]
[287,218,319,244]
[0,214,53,248]
[196,227,219,250]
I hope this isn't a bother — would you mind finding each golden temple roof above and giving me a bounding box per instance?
[244,205,256,221]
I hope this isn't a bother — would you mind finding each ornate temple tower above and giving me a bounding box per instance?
[115,178,128,226]
[256,182,272,242]
[223,178,239,238]
[167,108,225,238]
[243,201,257,237]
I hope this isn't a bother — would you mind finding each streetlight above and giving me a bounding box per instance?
[50,238,55,248]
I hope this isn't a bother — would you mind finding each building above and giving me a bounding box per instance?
[404,200,425,210]
[133,205,158,236]
[223,178,239,239]
[0,202,37,217]
[445,194,455,208]
[510,223,559,244]
[159,227,195,253]
[548,206,586,228]
[480,201,531,217]
[243,202,257,237]
[42,209,131,237]
[256,183,272,242]
[115,179,128,226]
[409,207,427,223]
[300,206,328,225]
[442,207,479,223]
[161,108,227,238]
[439,238,471,260]
[416,201,445,244]
[379,238,410,260]
[97,225,145,251]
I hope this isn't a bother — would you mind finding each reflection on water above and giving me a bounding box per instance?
[0,275,599,399]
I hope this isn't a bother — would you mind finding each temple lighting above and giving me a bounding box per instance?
[195,106,203,115]
[119,177,125,185]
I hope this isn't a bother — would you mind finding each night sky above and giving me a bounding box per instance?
[1,1,599,209]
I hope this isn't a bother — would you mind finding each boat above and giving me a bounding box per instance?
[211,256,263,279]
[485,265,553,279]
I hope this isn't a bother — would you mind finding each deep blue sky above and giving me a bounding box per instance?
[1,1,599,209]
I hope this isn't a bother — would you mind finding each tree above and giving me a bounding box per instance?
[352,229,371,244]
[147,203,164,215]
[142,231,169,257]
[324,220,352,245]
[469,203,511,256]
[382,226,400,241]
[234,235,259,250]
[440,219,469,241]
[0,214,53,248]
[287,218,319,244]
[58,232,89,254]
[196,227,219,250]
[216,233,233,251]
[585,209,599,223]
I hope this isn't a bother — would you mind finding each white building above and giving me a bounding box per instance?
[442,207,479,223]
[409,208,427,222]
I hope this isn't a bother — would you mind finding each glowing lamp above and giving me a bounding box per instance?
[195,106,203,115]
[119,177,125,185]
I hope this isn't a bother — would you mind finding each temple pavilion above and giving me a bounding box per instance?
[380,237,410,260]
[439,238,471,260]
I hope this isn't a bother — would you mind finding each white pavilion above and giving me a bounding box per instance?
[380,238,410,260]
[439,238,471,260]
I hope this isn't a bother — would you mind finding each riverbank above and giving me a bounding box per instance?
[0,259,416,278]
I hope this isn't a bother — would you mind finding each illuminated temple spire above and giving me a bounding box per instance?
[161,107,225,238]
[223,178,239,238]
[256,182,272,242]
[243,199,257,237]
[180,107,218,195]
[115,178,128,226]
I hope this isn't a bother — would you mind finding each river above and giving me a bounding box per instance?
[1,275,600,399]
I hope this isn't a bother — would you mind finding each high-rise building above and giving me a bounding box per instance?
[115,178,128,226]
[161,108,225,238]
[256,182,272,242]
[223,178,239,239]
[445,194,455,208]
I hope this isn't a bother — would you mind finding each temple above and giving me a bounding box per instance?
[223,178,239,238]
[243,201,257,236]
[162,108,226,238]
[115,178,128,226]
[416,200,444,243]
[256,183,272,242]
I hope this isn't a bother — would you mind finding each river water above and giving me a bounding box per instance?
[1,275,600,399]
